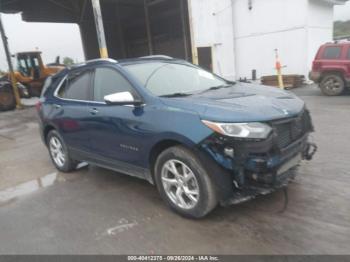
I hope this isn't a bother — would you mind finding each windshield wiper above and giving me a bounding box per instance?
[160,92,192,98]
[207,84,232,90]
[196,84,233,95]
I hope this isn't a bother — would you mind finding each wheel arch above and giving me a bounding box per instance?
[320,69,346,81]
[43,124,56,145]
[148,136,196,181]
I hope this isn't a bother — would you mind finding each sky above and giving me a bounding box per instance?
[0,14,84,70]
[0,2,349,70]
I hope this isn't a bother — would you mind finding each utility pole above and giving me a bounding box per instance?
[91,0,108,58]
[0,13,22,109]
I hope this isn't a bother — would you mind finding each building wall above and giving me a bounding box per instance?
[188,0,236,80]
[189,0,339,80]
[233,0,309,79]
[306,0,335,75]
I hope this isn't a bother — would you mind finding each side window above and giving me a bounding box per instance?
[322,46,342,59]
[93,67,135,102]
[17,58,30,76]
[57,70,91,100]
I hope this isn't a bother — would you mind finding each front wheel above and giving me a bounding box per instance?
[319,74,345,96]
[154,146,218,218]
[47,130,78,172]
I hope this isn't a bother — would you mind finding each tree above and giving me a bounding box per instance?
[63,57,74,66]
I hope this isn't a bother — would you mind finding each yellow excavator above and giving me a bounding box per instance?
[0,51,65,111]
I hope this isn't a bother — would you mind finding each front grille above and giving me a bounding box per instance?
[272,110,312,149]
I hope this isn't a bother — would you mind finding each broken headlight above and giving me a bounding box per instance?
[201,120,272,139]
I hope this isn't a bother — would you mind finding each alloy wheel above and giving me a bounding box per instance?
[161,159,200,209]
[49,136,66,167]
[324,77,341,93]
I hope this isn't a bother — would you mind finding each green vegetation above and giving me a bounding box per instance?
[334,20,350,39]
[63,57,74,66]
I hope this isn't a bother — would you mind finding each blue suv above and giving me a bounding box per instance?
[37,56,316,218]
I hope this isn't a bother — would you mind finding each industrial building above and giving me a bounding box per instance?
[1,0,347,80]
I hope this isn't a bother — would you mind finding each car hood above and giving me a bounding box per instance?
[159,82,305,122]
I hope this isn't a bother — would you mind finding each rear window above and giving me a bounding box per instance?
[57,70,91,100]
[322,46,342,59]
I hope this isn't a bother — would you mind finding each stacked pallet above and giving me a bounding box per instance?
[261,75,305,89]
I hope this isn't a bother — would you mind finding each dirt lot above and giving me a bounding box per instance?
[0,85,349,254]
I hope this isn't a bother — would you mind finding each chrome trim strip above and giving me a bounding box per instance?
[139,55,173,60]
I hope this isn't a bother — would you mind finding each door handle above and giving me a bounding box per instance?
[53,104,61,109]
[89,108,99,115]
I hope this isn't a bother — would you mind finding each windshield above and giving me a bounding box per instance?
[123,62,229,96]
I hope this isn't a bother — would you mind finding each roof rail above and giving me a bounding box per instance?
[139,55,173,60]
[68,58,118,68]
[86,58,118,64]
[68,58,118,70]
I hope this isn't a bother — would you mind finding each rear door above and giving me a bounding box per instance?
[53,69,94,157]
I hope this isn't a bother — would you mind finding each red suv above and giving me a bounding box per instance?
[310,41,350,96]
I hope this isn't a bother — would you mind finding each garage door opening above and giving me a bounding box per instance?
[88,0,192,61]
[197,47,213,71]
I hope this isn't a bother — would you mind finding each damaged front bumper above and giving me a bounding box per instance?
[198,111,317,206]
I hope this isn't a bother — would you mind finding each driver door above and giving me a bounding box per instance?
[86,66,146,174]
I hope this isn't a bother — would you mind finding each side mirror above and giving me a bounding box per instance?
[104,91,142,106]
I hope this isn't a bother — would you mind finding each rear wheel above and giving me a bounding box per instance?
[319,74,345,96]
[47,130,78,172]
[154,146,218,218]
[0,85,16,111]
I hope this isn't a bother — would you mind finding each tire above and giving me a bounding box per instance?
[47,130,78,172]
[0,85,16,111]
[154,146,218,218]
[319,74,345,96]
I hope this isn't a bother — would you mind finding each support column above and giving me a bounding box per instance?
[144,0,153,55]
[187,0,198,64]
[91,0,109,58]
[180,0,189,60]
[0,14,22,109]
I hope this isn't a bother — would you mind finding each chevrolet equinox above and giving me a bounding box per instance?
[37,56,316,218]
